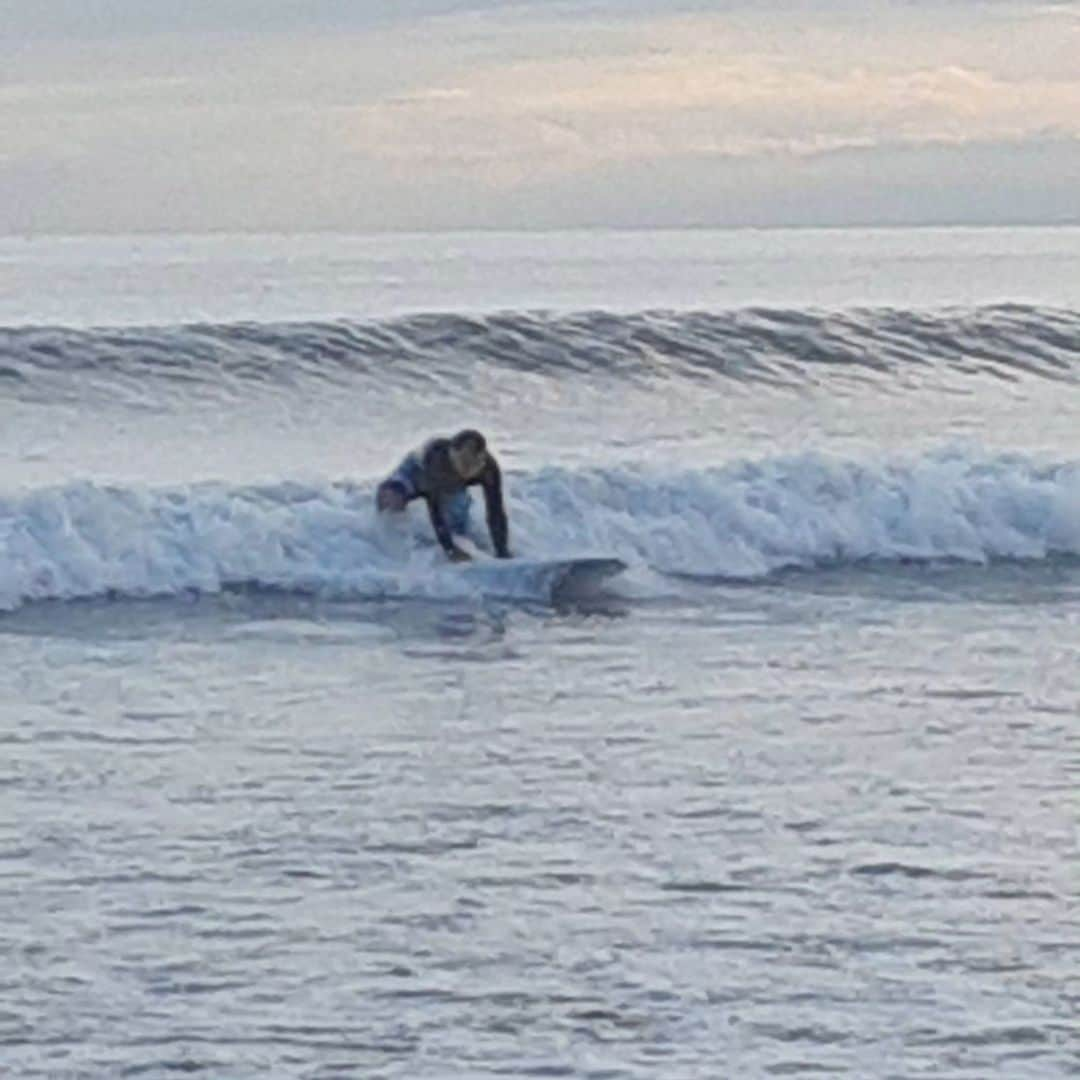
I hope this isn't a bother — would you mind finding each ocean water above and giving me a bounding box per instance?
[1,228,1078,1078]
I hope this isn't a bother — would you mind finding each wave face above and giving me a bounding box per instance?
[2,304,1078,403]
[2,449,1078,611]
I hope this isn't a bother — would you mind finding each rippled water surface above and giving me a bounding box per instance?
[2,229,1080,1077]
[3,569,1079,1078]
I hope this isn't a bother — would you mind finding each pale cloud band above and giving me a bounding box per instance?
[2,1,1078,231]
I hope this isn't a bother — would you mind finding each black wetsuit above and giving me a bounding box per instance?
[381,438,510,558]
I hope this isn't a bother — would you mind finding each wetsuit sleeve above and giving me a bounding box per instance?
[480,458,510,558]
[424,495,457,556]
[417,440,459,556]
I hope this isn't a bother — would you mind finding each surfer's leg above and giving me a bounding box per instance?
[376,480,408,512]
[375,453,423,513]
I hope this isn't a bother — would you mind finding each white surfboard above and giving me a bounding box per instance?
[458,556,627,601]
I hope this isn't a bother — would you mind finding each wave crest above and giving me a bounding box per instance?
[1,448,1078,610]
[2,305,1078,406]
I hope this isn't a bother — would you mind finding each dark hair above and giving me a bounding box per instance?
[451,429,486,453]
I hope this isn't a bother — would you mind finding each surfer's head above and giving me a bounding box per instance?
[449,429,489,480]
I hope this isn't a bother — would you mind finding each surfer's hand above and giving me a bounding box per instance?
[448,546,472,563]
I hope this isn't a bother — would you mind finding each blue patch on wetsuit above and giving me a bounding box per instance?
[384,450,472,536]
[388,452,424,498]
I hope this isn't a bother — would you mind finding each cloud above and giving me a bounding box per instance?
[0,0,522,41]
[327,12,1080,187]
[1,1,1078,231]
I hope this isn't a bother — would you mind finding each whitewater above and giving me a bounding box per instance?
[2,228,1078,1079]
[3,450,1080,611]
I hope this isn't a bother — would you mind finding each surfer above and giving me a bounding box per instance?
[375,429,511,562]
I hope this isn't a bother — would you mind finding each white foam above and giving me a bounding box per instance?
[1,447,1078,611]
[513,449,1080,577]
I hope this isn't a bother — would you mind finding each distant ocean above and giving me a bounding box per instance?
[3,228,1078,1078]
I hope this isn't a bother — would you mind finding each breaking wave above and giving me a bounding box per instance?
[2,447,1078,611]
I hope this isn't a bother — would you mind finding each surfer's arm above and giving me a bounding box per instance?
[425,495,469,560]
[416,441,468,560]
[479,458,511,558]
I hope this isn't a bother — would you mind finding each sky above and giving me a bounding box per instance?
[2,0,1079,233]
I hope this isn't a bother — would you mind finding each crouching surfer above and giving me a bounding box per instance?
[376,429,511,562]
